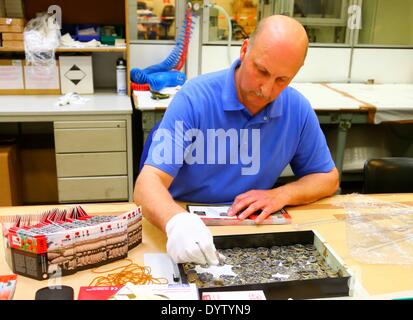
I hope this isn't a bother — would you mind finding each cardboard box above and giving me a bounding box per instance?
[238,7,257,17]
[2,32,24,40]
[59,56,94,94]
[24,62,61,94]
[0,0,6,17]
[4,0,24,18]
[0,24,24,33]
[8,207,142,280]
[2,40,24,49]
[0,144,22,206]
[0,59,24,92]
[0,17,25,26]
[20,147,58,204]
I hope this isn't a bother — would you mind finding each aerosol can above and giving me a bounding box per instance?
[116,58,127,95]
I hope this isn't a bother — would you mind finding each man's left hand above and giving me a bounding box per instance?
[227,189,290,223]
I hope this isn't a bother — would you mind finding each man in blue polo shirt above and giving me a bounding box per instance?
[134,15,339,266]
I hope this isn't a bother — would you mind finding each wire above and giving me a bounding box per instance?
[89,259,169,286]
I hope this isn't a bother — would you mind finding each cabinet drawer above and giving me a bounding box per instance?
[54,121,126,129]
[54,128,126,153]
[58,176,128,202]
[56,152,127,177]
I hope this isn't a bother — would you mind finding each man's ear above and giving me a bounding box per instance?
[239,39,249,61]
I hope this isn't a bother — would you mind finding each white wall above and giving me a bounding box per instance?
[202,46,351,82]
[200,45,413,83]
[350,48,413,84]
[130,43,176,69]
[294,47,351,83]
[201,45,241,74]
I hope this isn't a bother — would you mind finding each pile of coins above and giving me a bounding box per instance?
[182,244,340,288]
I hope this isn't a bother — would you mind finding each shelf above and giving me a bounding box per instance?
[57,46,127,53]
[0,46,127,53]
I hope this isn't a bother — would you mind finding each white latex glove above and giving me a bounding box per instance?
[166,212,221,265]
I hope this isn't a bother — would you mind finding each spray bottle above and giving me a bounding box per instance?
[116,58,127,95]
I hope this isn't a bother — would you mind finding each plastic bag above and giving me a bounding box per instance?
[24,13,61,69]
[332,194,413,265]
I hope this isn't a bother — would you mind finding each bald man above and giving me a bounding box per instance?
[134,15,339,265]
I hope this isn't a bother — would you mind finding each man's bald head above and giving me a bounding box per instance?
[235,15,309,114]
[248,15,309,64]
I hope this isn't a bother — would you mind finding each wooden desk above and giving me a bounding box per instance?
[1,193,413,300]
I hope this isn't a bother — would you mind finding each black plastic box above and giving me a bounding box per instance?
[179,230,353,300]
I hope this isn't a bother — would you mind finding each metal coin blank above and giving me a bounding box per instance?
[182,244,340,288]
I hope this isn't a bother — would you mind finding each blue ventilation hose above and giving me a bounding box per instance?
[130,69,186,92]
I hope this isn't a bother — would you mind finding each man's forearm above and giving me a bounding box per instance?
[277,168,339,207]
[134,168,185,232]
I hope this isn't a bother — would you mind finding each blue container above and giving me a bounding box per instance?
[100,25,124,45]
[61,24,78,40]
[76,24,101,42]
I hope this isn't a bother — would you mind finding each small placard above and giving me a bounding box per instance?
[59,56,94,94]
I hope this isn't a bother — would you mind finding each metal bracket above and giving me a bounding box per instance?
[339,119,352,131]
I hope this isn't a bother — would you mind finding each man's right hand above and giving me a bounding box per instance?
[165,212,220,265]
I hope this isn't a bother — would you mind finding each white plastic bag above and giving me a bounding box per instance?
[24,13,61,68]
[333,194,413,265]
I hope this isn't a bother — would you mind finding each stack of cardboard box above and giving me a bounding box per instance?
[0,144,22,206]
[0,17,25,49]
[3,0,25,18]
[232,0,257,36]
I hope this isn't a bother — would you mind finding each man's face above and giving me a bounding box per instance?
[235,38,304,113]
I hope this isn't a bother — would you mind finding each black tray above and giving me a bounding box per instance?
[178,230,352,300]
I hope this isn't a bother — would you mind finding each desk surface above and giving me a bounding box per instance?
[0,92,132,117]
[327,83,413,124]
[1,194,413,300]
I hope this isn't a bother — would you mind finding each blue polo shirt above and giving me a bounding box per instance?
[144,59,335,203]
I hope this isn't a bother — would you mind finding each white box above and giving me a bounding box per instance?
[0,60,24,90]
[59,56,94,94]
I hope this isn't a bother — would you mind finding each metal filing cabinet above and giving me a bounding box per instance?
[54,120,129,203]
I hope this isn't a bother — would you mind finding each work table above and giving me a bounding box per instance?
[1,193,413,299]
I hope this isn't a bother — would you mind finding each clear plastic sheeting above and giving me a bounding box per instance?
[332,194,413,265]
[24,13,60,68]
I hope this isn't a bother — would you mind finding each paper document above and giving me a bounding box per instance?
[110,283,199,300]
[187,205,291,225]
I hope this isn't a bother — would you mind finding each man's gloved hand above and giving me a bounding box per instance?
[166,212,222,265]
